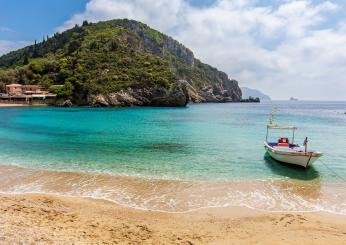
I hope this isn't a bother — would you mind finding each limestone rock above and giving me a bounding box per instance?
[56,99,73,107]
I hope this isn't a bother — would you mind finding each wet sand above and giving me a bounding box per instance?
[0,193,345,244]
[1,164,346,214]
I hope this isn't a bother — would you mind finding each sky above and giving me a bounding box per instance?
[1,0,346,100]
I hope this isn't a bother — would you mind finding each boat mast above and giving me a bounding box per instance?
[267,108,277,142]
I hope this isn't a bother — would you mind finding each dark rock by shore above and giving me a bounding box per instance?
[55,99,73,107]
[87,80,189,107]
[240,97,260,103]
[70,78,242,107]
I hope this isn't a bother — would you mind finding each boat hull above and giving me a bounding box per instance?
[264,142,322,168]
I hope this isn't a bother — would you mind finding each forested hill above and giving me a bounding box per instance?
[0,19,242,106]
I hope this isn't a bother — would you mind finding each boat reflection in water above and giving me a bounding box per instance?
[264,153,323,202]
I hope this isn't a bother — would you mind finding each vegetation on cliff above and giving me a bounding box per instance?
[0,19,241,106]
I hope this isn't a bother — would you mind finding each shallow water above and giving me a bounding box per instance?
[0,101,345,213]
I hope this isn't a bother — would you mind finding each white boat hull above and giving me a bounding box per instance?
[264,142,322,168]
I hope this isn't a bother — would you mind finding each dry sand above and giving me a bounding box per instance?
[0,194,345,244]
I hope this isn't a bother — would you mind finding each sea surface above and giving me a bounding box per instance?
[0,101,345,214]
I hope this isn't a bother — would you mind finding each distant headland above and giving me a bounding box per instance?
[241,87,270,101]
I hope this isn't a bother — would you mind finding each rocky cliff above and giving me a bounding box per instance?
[0,19,242,107]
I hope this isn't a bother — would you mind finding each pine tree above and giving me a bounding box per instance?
[23,54,29,65]
[33,40,38,58]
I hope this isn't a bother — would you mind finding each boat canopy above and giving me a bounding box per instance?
[267,124,297,130]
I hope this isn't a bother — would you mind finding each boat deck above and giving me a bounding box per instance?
[267,142,312,153]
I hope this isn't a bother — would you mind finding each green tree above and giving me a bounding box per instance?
[61,82,74,98]
[23,54,29,65]
[50,82,74,99]
[109,40,118,51]
[33,40,38,58]
[38,80,52,90]
[67,40,81,54]
[0,82,6,93]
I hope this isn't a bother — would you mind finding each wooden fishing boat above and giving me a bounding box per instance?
[264,124,323,168]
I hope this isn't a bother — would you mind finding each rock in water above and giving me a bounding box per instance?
[56,100,73,107]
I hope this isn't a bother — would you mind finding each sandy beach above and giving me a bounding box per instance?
[0,103,48,107]
[0,193,345,244]
[0,103,30,107]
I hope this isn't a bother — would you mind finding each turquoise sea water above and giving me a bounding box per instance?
[0,101,345,213]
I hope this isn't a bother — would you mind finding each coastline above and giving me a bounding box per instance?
[1,193,345,244]
[0,101,261,108]
[0,103,49,107]
[0,103,32,107]
[0,164,345,215]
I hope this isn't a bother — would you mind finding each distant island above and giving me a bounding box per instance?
[289,97,299,101]
[0,19,242,107]
[240,96,260,103]
[241,87,271,101]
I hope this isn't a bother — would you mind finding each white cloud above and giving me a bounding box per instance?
[0,40,30,56]
[0,27,15,33]
[58,0,346,100]
[58,0,188,33]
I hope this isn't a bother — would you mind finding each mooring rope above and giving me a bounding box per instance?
[318,159,346,183]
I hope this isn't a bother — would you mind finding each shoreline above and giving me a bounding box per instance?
[0,164,345,215]
[0,103,49,107]
[0,193,345,244]
[0,103,32,107]
[0,101,261,108]
[2,190,346,217]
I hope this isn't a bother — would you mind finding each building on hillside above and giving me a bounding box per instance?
[1,84,57,104]
[22,85,41,94]
[6,84,43,95]
[6,84,23,95]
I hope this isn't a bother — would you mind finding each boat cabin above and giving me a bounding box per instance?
[277,137,289,147]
